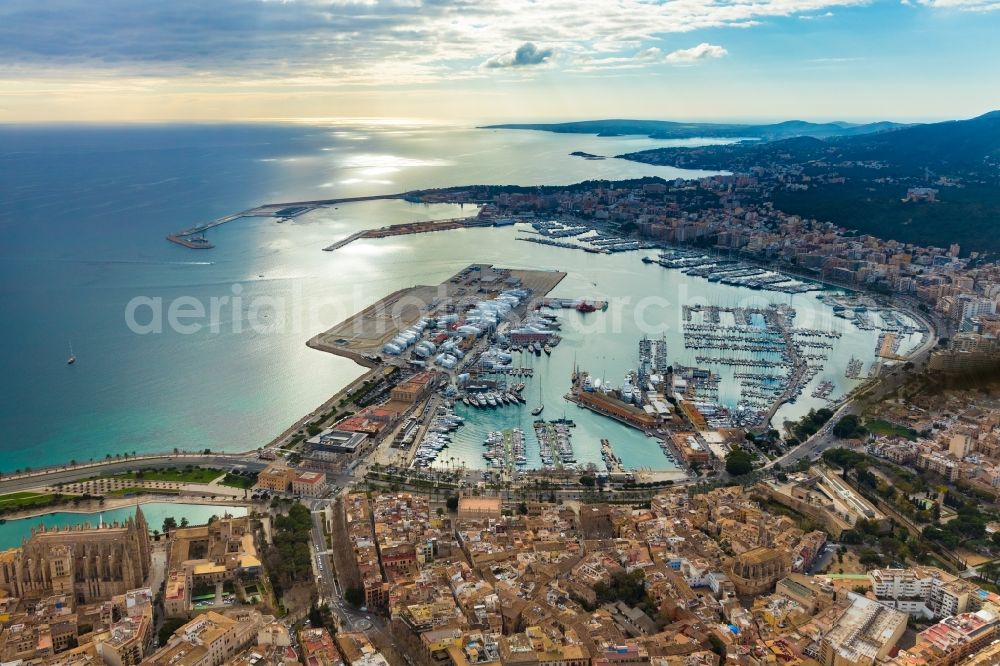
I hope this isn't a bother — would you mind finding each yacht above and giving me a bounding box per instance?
[621,374,634,403]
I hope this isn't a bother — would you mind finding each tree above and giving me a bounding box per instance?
[308,604,323,628]
[725,449,753,476]
[158,618,187,646]
[822,448,868,470]
[594,571,648,607]
[708,634,727,658]
[833,414,867,439]
[179,517,189,528]
[445,496,459,512]
[344,586,364,607]
[579,475,596,488]
[162,517,177,533]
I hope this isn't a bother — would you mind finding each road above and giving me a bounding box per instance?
[307,497,381,635]
[0,455,267,494]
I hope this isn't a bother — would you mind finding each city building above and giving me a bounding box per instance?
[819,593,907,666]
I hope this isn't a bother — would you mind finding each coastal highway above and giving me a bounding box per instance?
[0,454,267,495]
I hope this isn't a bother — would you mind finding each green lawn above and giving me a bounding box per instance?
[0,492,62,511]
[220,473,257,489]
[865,419,919,441]
[107,487,181,497]
[114,467,223,484]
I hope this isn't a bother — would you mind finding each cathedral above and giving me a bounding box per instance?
[0,506,151,604]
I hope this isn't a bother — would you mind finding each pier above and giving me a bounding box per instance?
[322,216,479,252]
[539,297,609,311]
[167,193,409,249]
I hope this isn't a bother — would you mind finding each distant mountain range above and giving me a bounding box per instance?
[482,118,907,141]
[615,110,1000,173]
[607,111,1000,252]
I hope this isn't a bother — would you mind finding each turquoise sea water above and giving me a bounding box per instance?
[0,122,721,472]
[0,121,916,473]
[0,503,247,550]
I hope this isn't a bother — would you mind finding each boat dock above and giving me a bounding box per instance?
[601,438,627,474]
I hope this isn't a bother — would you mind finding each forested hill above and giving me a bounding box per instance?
[482,118,905,141]
[617,111,1000,174]
[616,111,1000,252]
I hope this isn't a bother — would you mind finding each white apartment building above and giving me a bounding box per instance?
[869,567,977,620]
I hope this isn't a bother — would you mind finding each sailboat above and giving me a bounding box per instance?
[67,342,76,365]
[531,370,544,416]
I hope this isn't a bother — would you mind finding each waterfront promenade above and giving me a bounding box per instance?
[0,453,265,495]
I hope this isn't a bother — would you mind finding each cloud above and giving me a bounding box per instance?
[665,43,729,64]
[0,0,871,85]
[911,0,1000,9]
[799,11,836,18]
[483,42,554,69]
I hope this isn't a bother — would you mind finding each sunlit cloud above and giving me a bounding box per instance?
[0,0,871,86]
[665,43,729,64]
[910,0,1000,9]
[0,0,991,121]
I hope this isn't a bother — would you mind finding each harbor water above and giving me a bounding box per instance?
[0,503,248,550]
[0,121,917,472]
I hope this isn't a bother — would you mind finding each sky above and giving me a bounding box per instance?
[0,0,998,123]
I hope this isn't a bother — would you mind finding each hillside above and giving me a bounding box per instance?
[617,111,1000,252]
[482,118,905,141]
[618,111,1000,174]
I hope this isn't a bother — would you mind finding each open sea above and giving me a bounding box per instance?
[0,121,918,473]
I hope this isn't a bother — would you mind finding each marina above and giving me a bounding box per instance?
[178,207,929,472]
[482,428,527,474]
[651,248,822,294]
[114,212,933,475]
[534,420,577,470]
